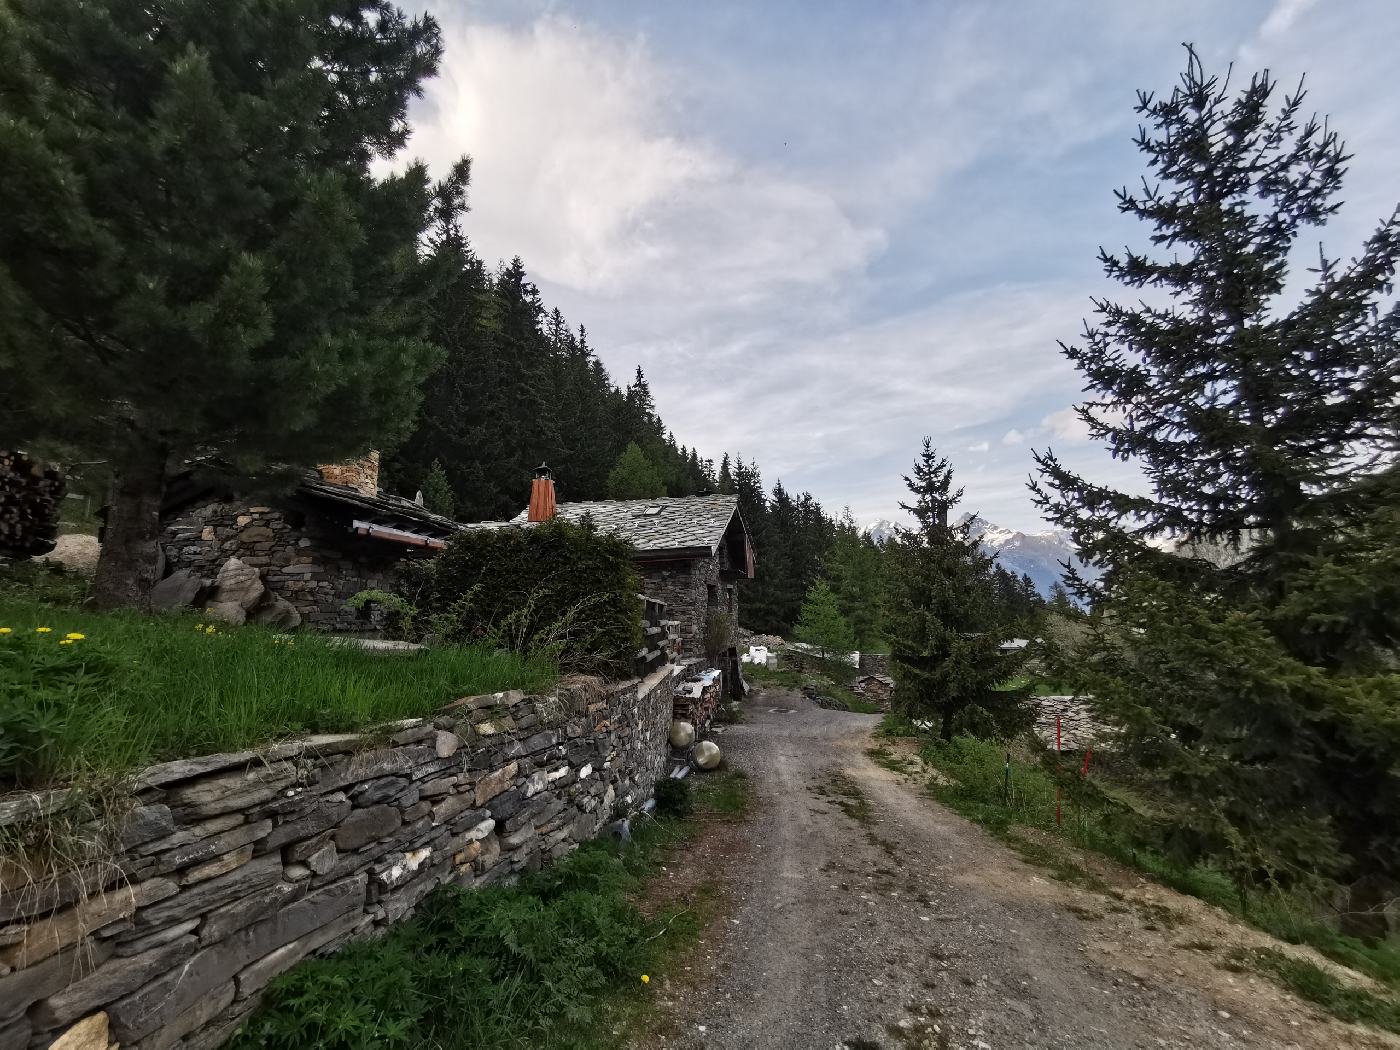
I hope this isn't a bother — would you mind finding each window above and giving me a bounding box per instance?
[707,584,718,608]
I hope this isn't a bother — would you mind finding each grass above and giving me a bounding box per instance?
[744,661,882,713]
[0,594,556,787]
[914,731,1400,1004]
[1228,947,1400,1034]
[230,770,751,1050]
[994,673,1076,696]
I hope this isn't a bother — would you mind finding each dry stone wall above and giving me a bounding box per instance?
[640,555,738,659]
[0,669,676,1050]
[160,501,405,631]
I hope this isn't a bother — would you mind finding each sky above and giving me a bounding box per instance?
[395,0,1400,532]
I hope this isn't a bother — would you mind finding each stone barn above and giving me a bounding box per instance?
[157,454,459,630]
[500,473,756,660]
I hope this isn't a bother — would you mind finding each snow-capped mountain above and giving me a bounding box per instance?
[960,514,1095,597]
[860,514,1097,598]
[859,519,899,546]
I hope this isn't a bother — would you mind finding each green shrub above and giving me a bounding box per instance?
[407,517,642,677]
[653,777,692,819]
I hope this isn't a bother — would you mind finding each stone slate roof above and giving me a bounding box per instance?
[299,477,460,541]
[507,494,744,559]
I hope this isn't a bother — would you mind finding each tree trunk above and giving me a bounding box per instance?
[91,444,169,610]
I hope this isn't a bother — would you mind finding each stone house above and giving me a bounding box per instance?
[158,454,459,631]
[504,483,756,661]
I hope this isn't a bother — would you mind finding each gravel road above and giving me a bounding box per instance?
[646,687,1393,1050]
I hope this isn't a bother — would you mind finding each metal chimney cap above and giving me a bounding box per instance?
[533,463,553,479]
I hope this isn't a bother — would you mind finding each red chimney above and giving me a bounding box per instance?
[528,464,556,522]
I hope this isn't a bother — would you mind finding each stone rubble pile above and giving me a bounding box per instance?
[0,669,677,1050]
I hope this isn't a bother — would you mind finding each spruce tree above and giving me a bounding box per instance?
[1031,47,1400,921]
[887,440,1027,739]
[420,460,456,519]
[0,0,457,607]
[822,510,886,650]
[606,442,667,500]
[794,580,858,669]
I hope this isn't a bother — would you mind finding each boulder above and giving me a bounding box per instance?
[203,601,246,626]
[693,740,722,770]
[669,721,696,748]
[208,557,264,611]
[149,569,203,610]
[249,595,302,629]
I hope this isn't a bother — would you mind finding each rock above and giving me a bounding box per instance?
[333,805,402,851]
[197,882,306,945]
[433,730,460,759]
[249,595,302,629]
[0,940,114,1022]
[162,762,298,819]
[669,721,696,748]
[119,805,175,849]
[431,793,485,827]
[134,754,260,792]
[0,878,175,969]
[152,818,271,873]
[133,853,282,930]
[234,910,362,1001]
[149,570,203,610]
[179,843,254,886]
[258,793,351,853]
[283,863,311,882]
[304,843,337,876]
[693,740,722,770]
[28,935,198,1030]
[0,1015,29,1050]
[203,601,247,626]
[522,771,547,799]
[208,557,264,611]
[473,762,519,806]
[48,1011,109,1050]
[350,776,412,807]
[108,875,367,1044]
[138,981,235,1050]
[116,918,200,958]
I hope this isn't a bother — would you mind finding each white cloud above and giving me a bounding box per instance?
[1001,429,1025,446]
[401,15,883,306]
[1041,407,1092,446]
[1259,0,1321,39]
[968,440,990,453]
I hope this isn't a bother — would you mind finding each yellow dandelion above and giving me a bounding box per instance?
[35,626,52,634]
[205,625,218,634]
[640,975,650,984]
[65,632,85,641]
[58,638,74,646]
[195,623,204,630]
[0,627,11,634]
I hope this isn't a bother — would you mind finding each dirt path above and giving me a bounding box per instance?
[644,687,1395,1050]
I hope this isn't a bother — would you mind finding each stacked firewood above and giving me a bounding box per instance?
[0,449,66,558]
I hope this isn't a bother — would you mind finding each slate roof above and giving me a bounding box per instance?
[507,494,744,558]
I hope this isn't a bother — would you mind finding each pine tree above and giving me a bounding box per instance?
[794,580,858,667]
[886,440,1027,739]
[822,510,886,650]
[420,459,456,519]
[1030,47,1400,921]
[717,454,735,494]
[0,0,456,607]
[606,442,667,500]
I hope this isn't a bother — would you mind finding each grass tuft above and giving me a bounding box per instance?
[0,595,556,788]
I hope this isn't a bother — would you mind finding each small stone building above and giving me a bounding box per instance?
[507,491,755,660]
[158,455,459,631]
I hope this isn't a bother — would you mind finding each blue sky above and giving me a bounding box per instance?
[398,0,1400,531]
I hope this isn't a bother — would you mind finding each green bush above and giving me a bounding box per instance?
[653,777,692,819]
[408,517,642,677]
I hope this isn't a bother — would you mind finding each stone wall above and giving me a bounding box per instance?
[160,500,408,631]
[857,652,891,676]
[0,670,677,1050]
[639,556,739,659]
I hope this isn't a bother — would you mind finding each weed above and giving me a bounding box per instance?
[233,770,748,1050]
[1230,947,1400,1034]
[0,595,555,790]
[653,777,692,819]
